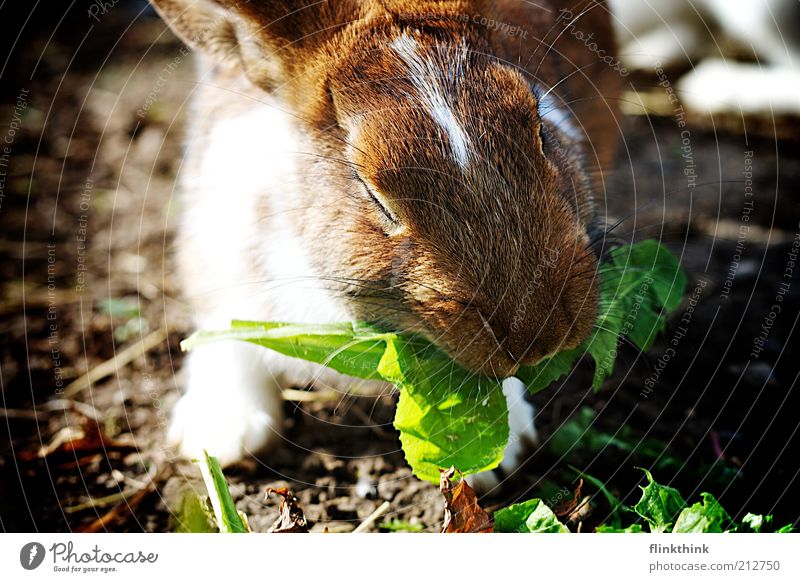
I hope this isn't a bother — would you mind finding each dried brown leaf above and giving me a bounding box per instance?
[568,496,593,525]
[440,467,493,533]
[555,479,584,518]
[19,419,135,462]
[266,487,308,533]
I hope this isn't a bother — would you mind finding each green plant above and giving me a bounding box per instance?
[493,499,569,533]
[495,470,792,534]
[182,241,686,482]
[550,407,681,470]
[181,456,793,534]
[592,470,793,533]
[379,519,425,533]
[173,451,250,533]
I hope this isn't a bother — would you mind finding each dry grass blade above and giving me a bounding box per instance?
[64,489,143,514]
[353,501,391,533]
[75,485,154,533]
[62,328,167,397]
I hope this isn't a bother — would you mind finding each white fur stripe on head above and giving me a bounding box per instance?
[391,33,471,170]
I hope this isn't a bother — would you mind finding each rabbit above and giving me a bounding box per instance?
[149,0,622,486]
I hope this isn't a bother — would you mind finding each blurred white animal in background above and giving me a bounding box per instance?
[608,0,800,115]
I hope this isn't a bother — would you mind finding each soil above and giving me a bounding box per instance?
[1,3,798,533]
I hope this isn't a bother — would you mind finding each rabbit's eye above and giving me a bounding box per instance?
[354,173,402,230]
[538,121,550,153]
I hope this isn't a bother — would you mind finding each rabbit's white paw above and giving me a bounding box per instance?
[168,342,284,466]
[168,389,282,466]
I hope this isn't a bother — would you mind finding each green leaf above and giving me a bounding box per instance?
[184,325,508,483]
[739,513,794,533]
[97,297,140,318]
[584,328,622,391]
[550,408,614,456]
[518,240,687,394]
[198,451,248,533]
[741,513,770,533]
[596,524,645,533]
[672,493,732,533]
[514,349,581,395]
[634,469,687,532]
[182,321,393,381]
[172,490,217,533]
[379,519,424,533]
[493,499,569,533]
[389,337,508,483]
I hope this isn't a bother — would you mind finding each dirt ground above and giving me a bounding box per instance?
[1,4,799,533]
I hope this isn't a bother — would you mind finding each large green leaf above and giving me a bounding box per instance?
[387,338,508,483]
[182,321,392,381]
[183,324,508,483]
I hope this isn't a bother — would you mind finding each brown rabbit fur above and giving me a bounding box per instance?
[151,0,622,469]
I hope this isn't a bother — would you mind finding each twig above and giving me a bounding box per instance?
[1,399,105,422]
[282,387,376,403]
[41,398,104,421]
[348,404,393,440]
[353,501,391,533]
[281,388,341,403]
[0,407,45,421]
[0,284,82,316]
[63,328,167,397]
[35,426,85,458]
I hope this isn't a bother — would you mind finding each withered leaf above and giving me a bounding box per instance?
[568,496,592,526]
[266,487,309,533]
[19,419,135,462]
[555,479,584,518]
[440,467,493,533]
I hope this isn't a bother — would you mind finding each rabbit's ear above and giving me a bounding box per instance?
[148,0,361,89]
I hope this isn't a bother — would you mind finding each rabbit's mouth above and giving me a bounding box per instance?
[396,299,591,380]
[432,321,522,379]
[375,245,599,379]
